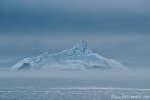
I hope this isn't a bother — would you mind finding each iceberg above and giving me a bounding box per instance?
[10,41,128,71]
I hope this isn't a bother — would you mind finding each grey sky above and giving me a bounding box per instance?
[0,0,150,33]
[0,0,150,68]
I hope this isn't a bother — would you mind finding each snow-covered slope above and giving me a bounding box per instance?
[10,41,128,71]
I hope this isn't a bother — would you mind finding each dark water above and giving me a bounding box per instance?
[0,70,150,100]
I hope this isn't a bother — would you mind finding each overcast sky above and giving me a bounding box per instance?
[0,0,150,68]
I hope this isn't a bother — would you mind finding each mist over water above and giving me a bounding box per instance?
[0,69,150,88]
[0,69,150,99]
